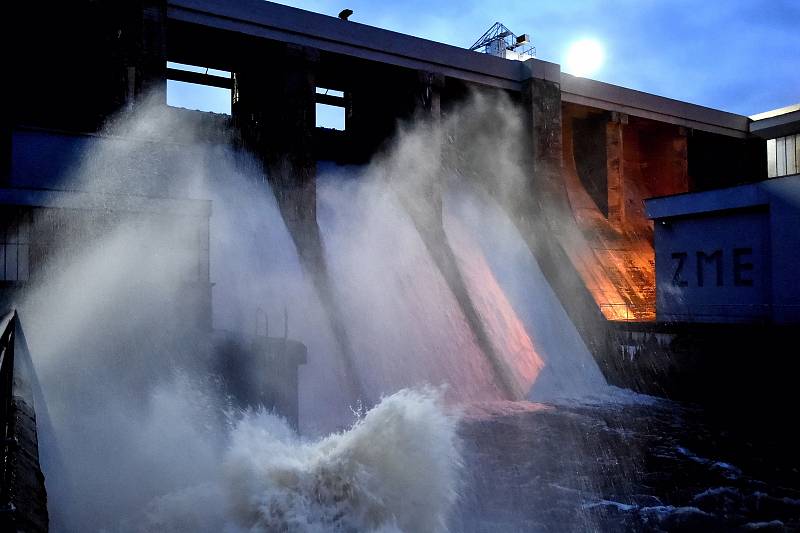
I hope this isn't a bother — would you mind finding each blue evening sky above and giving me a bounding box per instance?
[168,0,799,119]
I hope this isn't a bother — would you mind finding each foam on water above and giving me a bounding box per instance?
[133,388,460,533]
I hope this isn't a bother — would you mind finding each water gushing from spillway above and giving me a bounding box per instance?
[315,164,608,405]
[443,180,608,402]
[316,167,507,403]
[16,93,622,531]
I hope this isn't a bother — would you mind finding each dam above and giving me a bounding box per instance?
[2,1,799,531]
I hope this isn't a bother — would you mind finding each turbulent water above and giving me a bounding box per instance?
[455,398,800,532]
[133,388,460,532]
[18,96,799,532]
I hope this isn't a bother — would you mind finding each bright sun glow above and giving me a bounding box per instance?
[564,39,605,77]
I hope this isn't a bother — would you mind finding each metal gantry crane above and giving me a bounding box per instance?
[469,22,535,60]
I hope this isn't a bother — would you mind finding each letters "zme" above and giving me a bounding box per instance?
[671,248,754,287]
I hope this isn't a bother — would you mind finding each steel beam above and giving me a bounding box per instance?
[166,67,232,89]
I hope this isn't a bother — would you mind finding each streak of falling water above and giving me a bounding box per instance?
[316,165,508,403]
[316,163,608,405]
[443,179,609,402]
[205,157,356,435]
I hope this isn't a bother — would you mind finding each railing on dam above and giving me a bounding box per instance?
[598,303,655,322]
[0,310,48,532]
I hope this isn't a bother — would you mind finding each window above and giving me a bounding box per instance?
[767,133,800,178]
[166,62,232,115]
[1,208,30,281]
[316,103,346,130]
[315,87,346,131]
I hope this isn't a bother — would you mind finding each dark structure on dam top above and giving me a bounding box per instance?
[3,0,799,497]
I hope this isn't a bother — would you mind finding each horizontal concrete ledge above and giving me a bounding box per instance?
[0,187,212,216]
[167,67,233,89]
[168,0,532,90]
[749,103,800,121]
[657,312,770,324]
[750,104,800,139]
[562,74,751,138]
[520,59,561,83]
[645,181,769,219]
[14,122,231,149]
[646,173,800,220]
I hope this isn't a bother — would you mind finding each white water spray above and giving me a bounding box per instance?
[132,388,460,533]
[16,92,617,531]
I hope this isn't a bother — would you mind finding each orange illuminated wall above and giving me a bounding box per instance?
[559,103,689,321]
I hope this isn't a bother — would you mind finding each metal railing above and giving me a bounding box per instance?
[0,310,17,508]
[0,310,48,532]
[603,300,800,323]
[598,302,656,322]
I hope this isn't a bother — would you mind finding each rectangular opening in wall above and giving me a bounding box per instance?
[1,208,30,282]
[316,88,344,98]
[315,87,346,131]
[166,61,231,115]
[316,103,345,131]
